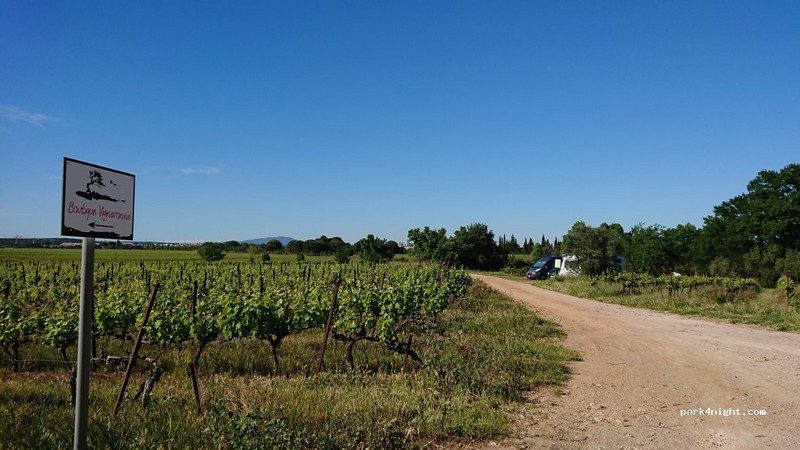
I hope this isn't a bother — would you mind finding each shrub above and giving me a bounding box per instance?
[777,275,797,307]
[333,246,352,264]
[197,242,225,262]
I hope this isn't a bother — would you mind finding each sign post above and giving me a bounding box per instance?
[62,158,135,449]
[73,236,94,450]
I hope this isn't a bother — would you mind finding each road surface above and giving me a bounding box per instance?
[471,275,800,449]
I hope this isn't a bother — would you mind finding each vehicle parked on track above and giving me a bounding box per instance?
[526,256,563,280]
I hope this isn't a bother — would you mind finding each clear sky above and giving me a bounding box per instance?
[1,1,798,243]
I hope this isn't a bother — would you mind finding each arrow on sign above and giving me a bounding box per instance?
[88,222,114,229]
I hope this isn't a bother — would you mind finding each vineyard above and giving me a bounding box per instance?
[0,257,578,448]
[0,260,469,388]
[529,271,800,332]
[591,272,761,298]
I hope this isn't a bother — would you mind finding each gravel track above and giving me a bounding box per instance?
[470,275,800,449]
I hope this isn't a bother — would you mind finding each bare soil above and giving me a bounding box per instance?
[468,275,800,449]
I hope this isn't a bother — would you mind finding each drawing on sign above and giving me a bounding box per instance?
[75,170,125,203]
[62,158,135,240]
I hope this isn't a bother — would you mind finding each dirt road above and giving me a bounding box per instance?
[472,275,800,449]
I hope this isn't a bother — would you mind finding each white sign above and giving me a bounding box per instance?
[62,158,135,240]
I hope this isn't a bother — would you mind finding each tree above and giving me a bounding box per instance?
[662,223,705,274]
[223,240,242,252]
[384,240,402,259]
[562,221,624,275]
[522,237,533,254]
[285,240,303,254]
[450,223,507,270]
[539,235,553,257]
[328,237,347,253]
[704,164,800,267]
[742,245,783,285]
[777,250,800,281]
[264,239,284,252]
[499,234,521,254]
[553,236,562,255]
[197,242,225,262]
[624,224,668,274]
[407,227,454,264]
[303,239,324,256]
[354,235,390,264]
[333,245,353,264]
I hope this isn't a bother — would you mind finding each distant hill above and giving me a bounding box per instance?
[241,236,295,246]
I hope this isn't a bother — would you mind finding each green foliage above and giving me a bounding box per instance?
[776,250,800,281]
[704,164,800,265]
[0,278,576,449]
[0,259,472,374]
[531,235,559,258]
[197,242,226,262]
[284,236,352,256]
[224,241,244,252]
[708,256,732,276]
[625,224,667,274]
[408,224,506,270]
[532,275,800,331]
[264,239,284,252]
[498,234,521,254]
[353,235,392,264]
[450,223,507,270]
[593,272,761,301]
[742,245,784,286]
[556,165,799,279]
[333,245,353,264]
[285,240,304,254]
[407,227,454,264]
[777,275,796,308]
[506,256,531,269]
[562,222,624,275]
[662,223,704,274]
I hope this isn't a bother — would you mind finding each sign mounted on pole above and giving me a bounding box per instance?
[62,157,135,240]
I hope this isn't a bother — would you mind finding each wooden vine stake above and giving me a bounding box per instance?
[402,334,414,372]
[113,283,159,416]
[188,346,204,413]
[188,283,204,414]
[314,278,342,375]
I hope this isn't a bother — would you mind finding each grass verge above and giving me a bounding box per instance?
[488,273,800,332]
[0,282,578,449]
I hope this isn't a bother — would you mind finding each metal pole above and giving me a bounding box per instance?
[73,237,94,450]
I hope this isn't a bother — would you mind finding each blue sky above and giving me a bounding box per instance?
[1,1,798,243]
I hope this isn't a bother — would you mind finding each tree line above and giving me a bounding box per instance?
[561,164,800,285]
[196,164,798,284]
[197,224,509,271]
[197,235,406,264]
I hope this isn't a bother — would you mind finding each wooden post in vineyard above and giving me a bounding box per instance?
[114,283,159,415]
[314,278,342,375]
